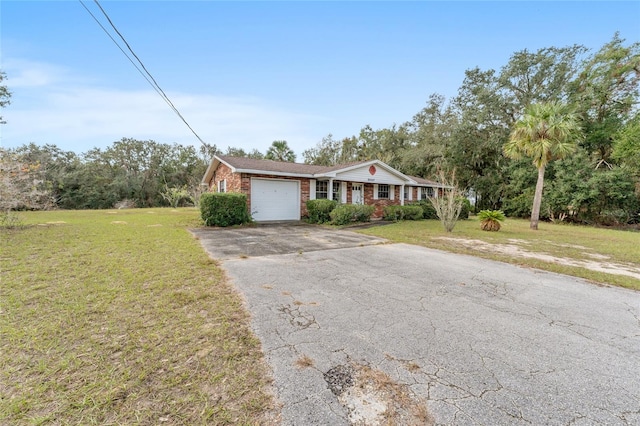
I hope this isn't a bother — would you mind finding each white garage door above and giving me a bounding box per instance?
[251,178,300,221]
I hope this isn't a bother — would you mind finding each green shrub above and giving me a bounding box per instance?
[383,205,424,221]
[200,192,251,227]
[306,199,337,224]
[459,197,471,220]
[411,198,470,220]
[330,204,375,225]
[410,200,438,219]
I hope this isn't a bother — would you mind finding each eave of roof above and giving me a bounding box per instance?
[407,175,446,187]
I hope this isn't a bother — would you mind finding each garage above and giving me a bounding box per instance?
[251,178,300,221]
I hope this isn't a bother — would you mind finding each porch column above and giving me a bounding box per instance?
[400,184,405,206]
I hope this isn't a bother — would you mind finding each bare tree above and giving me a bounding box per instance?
[0,149,55,213]
[429,169,464,232]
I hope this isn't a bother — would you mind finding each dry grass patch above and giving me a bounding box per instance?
[356,365,433,425]
[0,208,274,425]
[295,355,314,369]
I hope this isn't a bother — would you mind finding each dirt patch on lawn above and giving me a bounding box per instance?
[435,237,640,281]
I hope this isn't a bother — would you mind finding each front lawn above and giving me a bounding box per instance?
[0,209,274,425]
[358,217,640,290]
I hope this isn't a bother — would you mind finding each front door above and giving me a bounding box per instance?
[351,184,363,205]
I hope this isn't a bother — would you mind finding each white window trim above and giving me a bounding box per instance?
[421,187,435,199]
[377,184,390,200]
[218,179,227,193]
[341,182,347,203]
[331,180,341,202]
[316,180,329,199]
[328,178,334,201]
[405,186,413,201]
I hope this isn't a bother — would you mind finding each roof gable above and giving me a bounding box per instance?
[322,161,412,185]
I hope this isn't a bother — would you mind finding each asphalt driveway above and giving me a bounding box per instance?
[193,224,640,425]
[190,222,388,260]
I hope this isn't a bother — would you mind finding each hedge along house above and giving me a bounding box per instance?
[202,155,445,221]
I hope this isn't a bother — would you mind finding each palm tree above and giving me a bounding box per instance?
[504,102,582,230]
[265,140,296,162]
[478,209,506,231]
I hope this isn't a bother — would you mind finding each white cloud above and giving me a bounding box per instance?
[1,58,327,156]
[2,58,70,88]
[2,83,326,156]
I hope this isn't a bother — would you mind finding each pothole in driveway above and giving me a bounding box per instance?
[325,364,355,396]
[324,363,434,425]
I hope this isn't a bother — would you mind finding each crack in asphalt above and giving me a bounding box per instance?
[278,304,319,330]
[625,302,640,326]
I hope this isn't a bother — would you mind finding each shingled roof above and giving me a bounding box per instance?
[217,155,347,175]
[203,155,443,187]
[407,175,442,187]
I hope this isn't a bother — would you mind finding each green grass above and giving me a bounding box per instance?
[0,209,274,425]
[358,217,640,290]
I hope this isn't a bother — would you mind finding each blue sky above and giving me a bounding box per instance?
[1,1,639,157]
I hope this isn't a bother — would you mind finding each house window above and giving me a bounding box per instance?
[404,186,410,200]
[332,181,340,201]
[421,187,435,198]
[378,184,390,199]
[316,181,328,199]
[218,179,226,193]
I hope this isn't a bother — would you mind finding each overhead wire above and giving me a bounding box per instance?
[77,1,162,99]
[78,0,208,147]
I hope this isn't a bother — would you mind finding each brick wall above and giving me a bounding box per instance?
[208,166,412,219]
[209,163,242,192]
[362,183,402,218]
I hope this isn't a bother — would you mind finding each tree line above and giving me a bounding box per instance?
[1,33,639,226]
[302,33,640,226]
[0,139,301,211]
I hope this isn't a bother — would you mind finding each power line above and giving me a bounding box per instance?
[78,0,209,147]
[77,1,162,99]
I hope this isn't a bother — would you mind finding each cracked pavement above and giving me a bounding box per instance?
[194,225,640,425]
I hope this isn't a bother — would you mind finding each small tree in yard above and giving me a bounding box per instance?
[429,169,465,232]
[160,184,193,207]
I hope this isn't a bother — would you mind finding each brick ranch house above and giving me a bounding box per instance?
[202,155,444,221]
